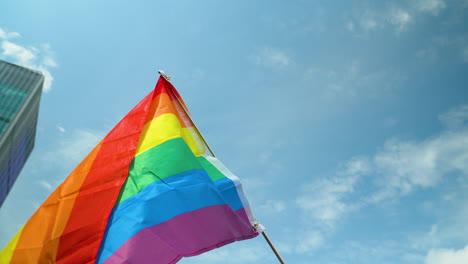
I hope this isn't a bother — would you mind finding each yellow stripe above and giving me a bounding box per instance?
[136,113,206,157]
[0,226,24,263]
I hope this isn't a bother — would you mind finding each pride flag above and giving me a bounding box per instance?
[0,76,262,263]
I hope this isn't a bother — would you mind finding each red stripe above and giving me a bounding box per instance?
[154,77,189,111]
[144,78,193,128]
[55,77,166,263]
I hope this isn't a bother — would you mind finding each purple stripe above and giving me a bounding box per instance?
[102,205,258,264]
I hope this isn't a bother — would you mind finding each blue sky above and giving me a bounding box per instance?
[1,0,468,263]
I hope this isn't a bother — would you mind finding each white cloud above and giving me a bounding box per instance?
[389,9,412,32]
[347,9,383,33]
[296,230,325,253]
[344,157,372,176]
[296,171,360,225]
[292,189,468,263]
[0,28,20,39]
[295,158,370,227]
[2,41,36,65]
[361,18,380,32]
[425,245,468,264]
[347,105,468,204]
[408,224,442,251]
[37,66,55,93]
[0,28,57,93]
[42,57,58,68]
[254,48,292,69]
[296,105,468,235]
[41,44,58,68]
[415,0,446,15]
[374,140,439,193]
[370,126,468,202]
[56,125,66,133]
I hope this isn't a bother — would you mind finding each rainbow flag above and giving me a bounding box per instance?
[0,76,262,263]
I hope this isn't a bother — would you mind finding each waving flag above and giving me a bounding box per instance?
[0,76,261,264]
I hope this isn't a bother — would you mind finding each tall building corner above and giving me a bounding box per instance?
[0,60,44,207]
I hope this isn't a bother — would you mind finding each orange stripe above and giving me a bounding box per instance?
[145,90,193,128]
[9,141,103,263]
[153,77,189,111]
[54,86,156,264]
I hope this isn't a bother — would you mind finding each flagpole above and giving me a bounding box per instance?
[159,70,285,264]
[262,231,286,264]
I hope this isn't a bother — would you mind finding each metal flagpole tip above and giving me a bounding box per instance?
[158,70,171,81]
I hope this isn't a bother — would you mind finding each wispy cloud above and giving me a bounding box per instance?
[359,11,381,32]
[425,245,468,264]
[56,125,66,133]
[414,35,467,64]
[260,199,286,214]
[294,187,468,263]
[346,0,447,34]
[2,41,36,65]
[42,128,104,169]
[37,180,54,191]
[254,47,292,69]
[414,0,447,15]
[0,27,57,93]
[296,173,359,226]
[0,28,20,39]
[296,230,325,253]
[293,104,468,258]
[416,46,438,60]
[439,104,468,129]
[346,21,356,32]
[304,60,404,100]
[345,9,385,33]
[345,106,468,205]
[349,104,467,203]
[296,158,370,227]
[389,9,412,32]
[369,130,468,199]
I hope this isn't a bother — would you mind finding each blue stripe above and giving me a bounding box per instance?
[96,169,244,264]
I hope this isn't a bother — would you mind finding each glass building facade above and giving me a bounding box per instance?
[0,60,44,207]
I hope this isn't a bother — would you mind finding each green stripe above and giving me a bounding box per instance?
[197,156,226,181]
[117,137,226,204]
